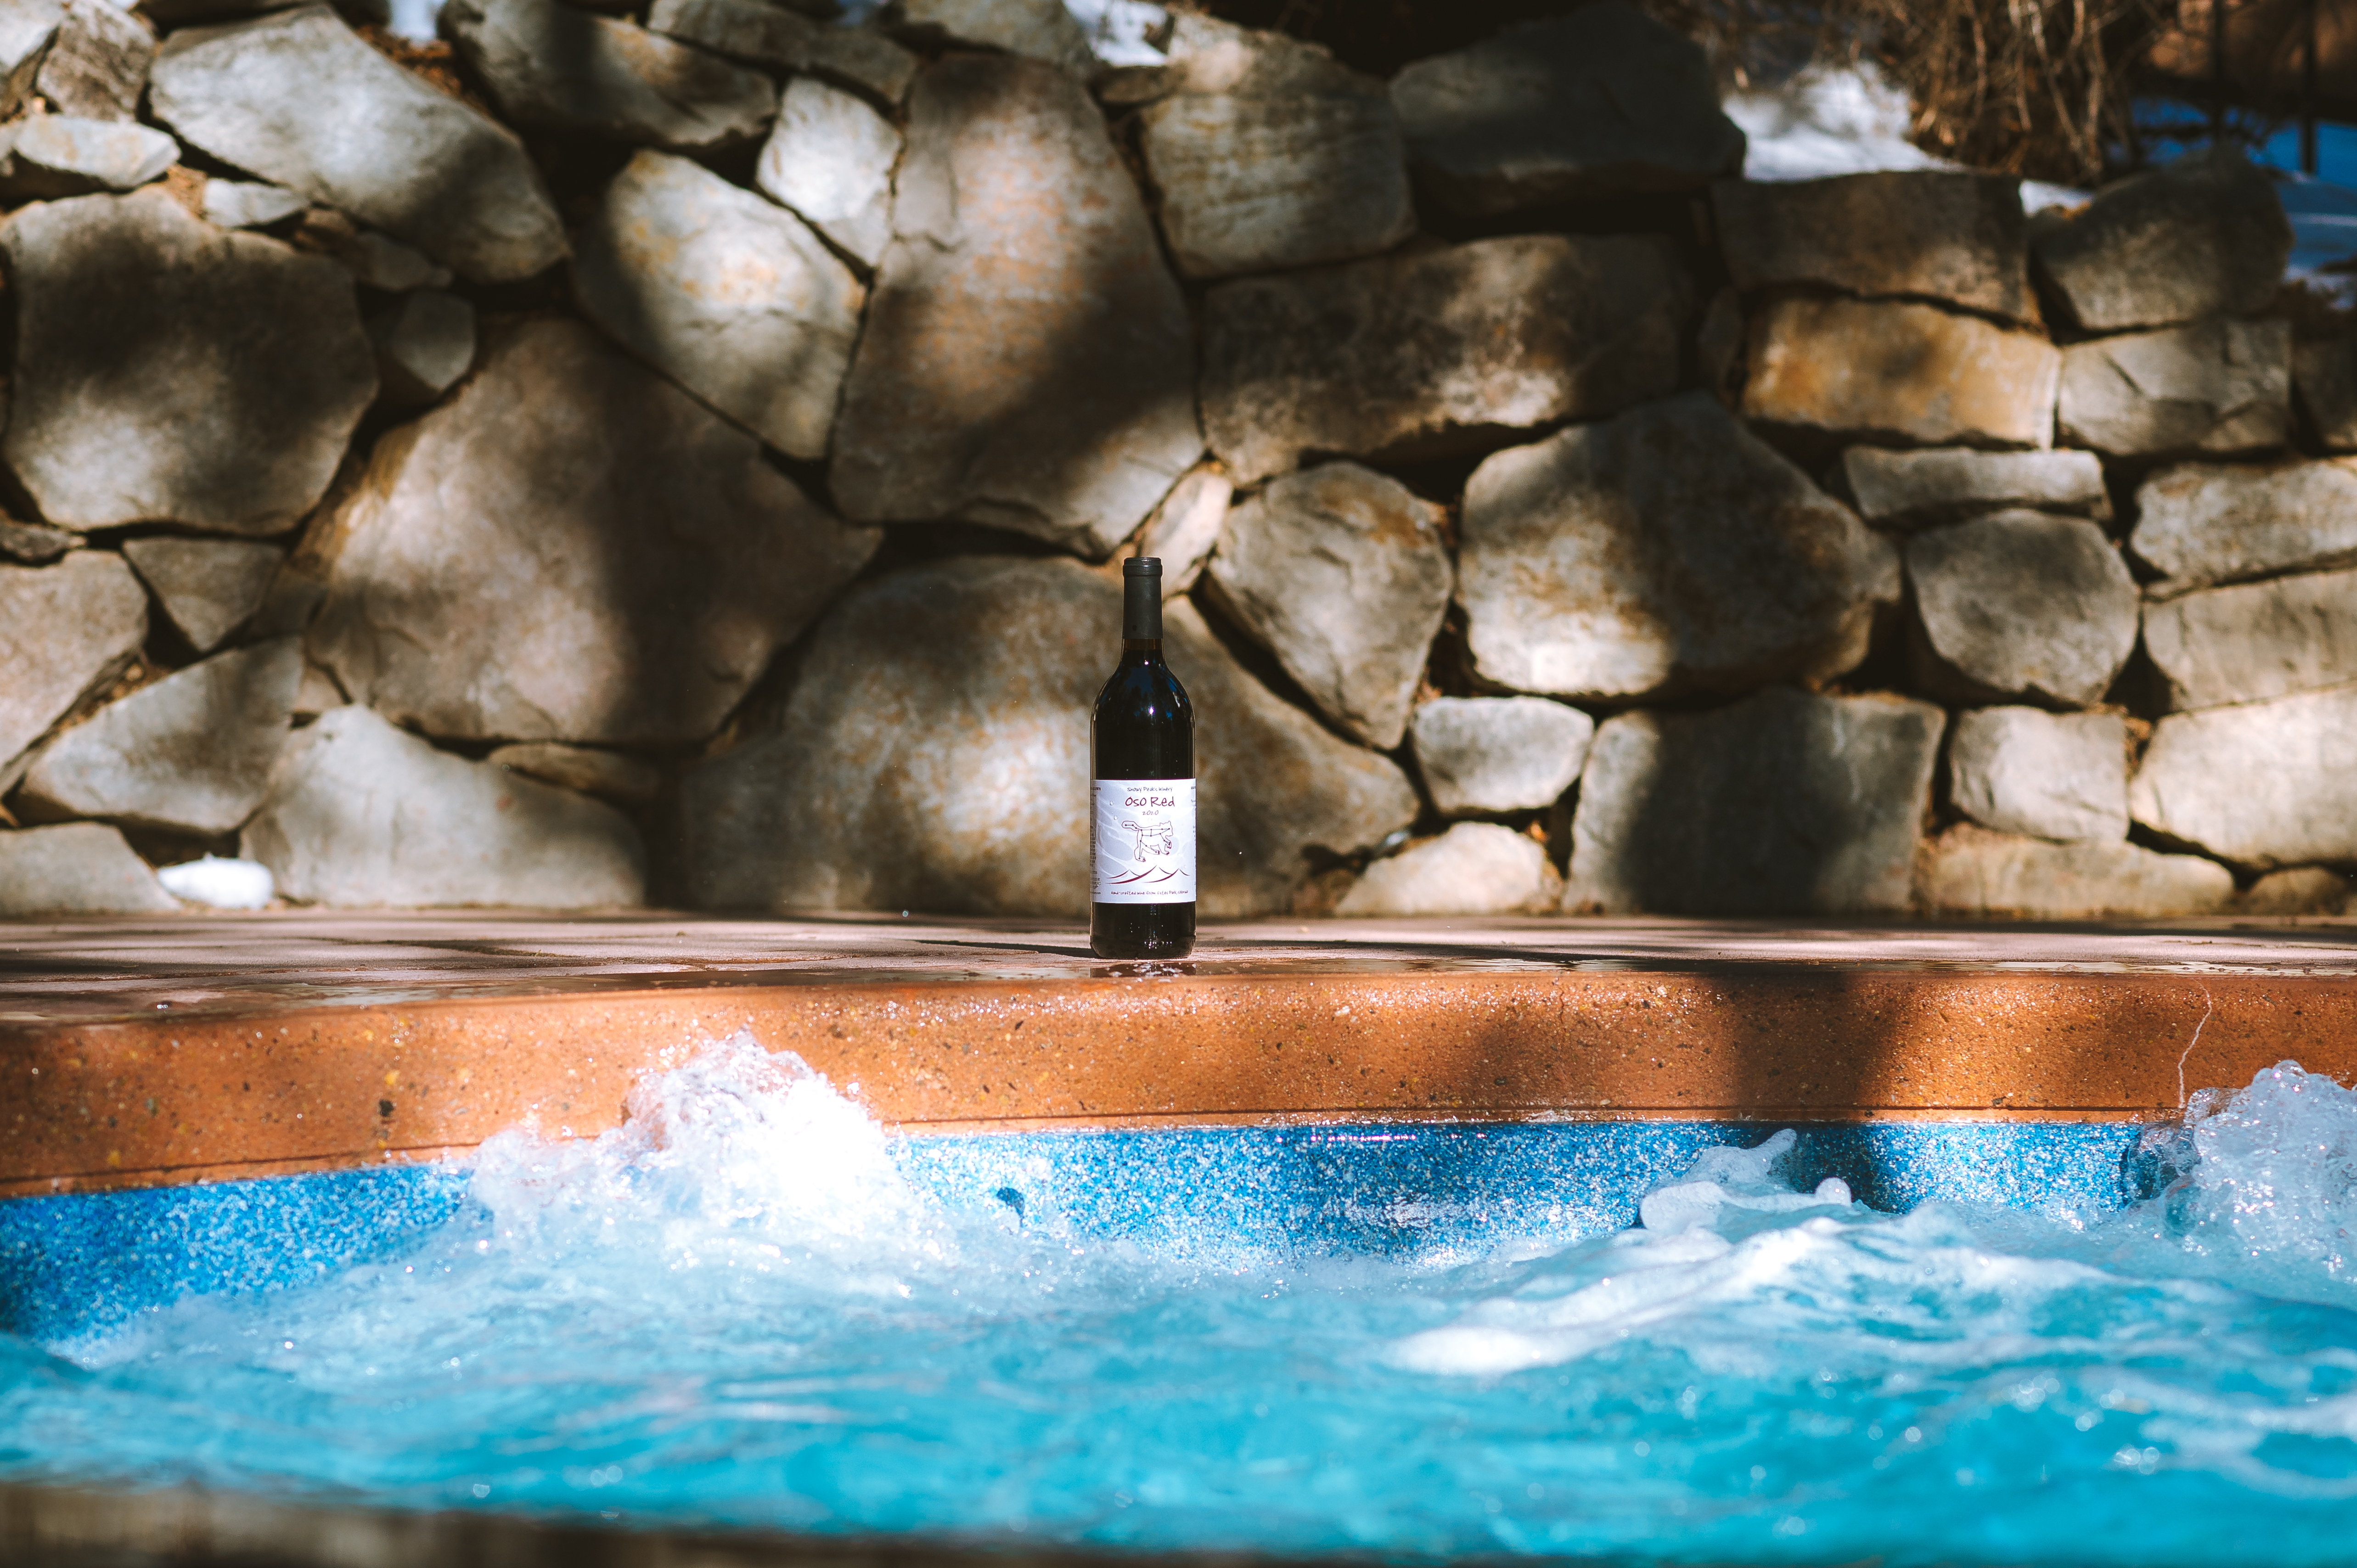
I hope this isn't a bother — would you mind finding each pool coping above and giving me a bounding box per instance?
[7,912,2357,1196]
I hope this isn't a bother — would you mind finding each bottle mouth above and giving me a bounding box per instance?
[1124,557,1163,579]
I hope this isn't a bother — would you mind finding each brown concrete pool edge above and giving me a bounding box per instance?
[6,964,2350,1197]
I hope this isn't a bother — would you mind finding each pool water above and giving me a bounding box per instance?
[3,1034,2356,1565]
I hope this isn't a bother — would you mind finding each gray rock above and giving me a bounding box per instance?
[2143,567,2357,711]
[35,0,152,120]
[1904,511,2138,707]
[324,229,451,292]
[2032,146,2291,332]
[1410,696,1593,817]
[883,0,1091,77]
[368,289,476,408]
[488,742,661,805]
[675,556,1419,916]
[1946,706,2127,842]
[2056,317,2291,458]
[646,0,815,69]
[1916,825,2232,918]
[1,190,376,535]
[1712,172,2031,322]
[1389,1,1742,216]
[0,823,179,915]
[574,150,863,461]
[1742,296,2059,449]
[1202,462,1451,750]
[809,23,917,103]
[1456,393,1896,704]
[1138,23,1411,280]
[1839,446,2108,529]
[754,75,899,269]
[829,54,1201,557]
[444,0,776,151]
[243,705,645,907]
[1565,687,1943,915]
[149,6,565,283]
[291,659,342,717]
[201,177,304,229]
[0,551,146,780]
[2130,686,2357,868]
[2294,335,2357,452]
[121,535,283,653]
[0,0,59,119]
[0,115,176,196]
[2130,459,2357,596]
[1203,234,1688,483]
[2237,865,2351,916]
[309,318,879,745]
[1132,465,1232,594]
[1337,821,1561,916]
[17,638,300,833]
[0,517,77,564]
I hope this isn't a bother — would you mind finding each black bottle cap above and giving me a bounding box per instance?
[1125,556,1162,578]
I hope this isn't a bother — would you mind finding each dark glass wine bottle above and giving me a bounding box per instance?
[1090,557,1195,960]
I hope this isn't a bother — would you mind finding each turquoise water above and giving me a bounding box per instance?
[4,1035,2356,1564]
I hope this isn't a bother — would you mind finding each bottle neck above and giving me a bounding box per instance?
[1122,571,1162,642]
[1121,638,1162,657]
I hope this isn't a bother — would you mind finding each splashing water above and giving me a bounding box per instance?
[6,1036,2357,1564]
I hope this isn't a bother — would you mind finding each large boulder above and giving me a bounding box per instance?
[1138,18,1410,280]
[0,823,179,915]
[1202,462,1451,750]
[754,75,899,269]
[1455,393,1896,704]
[2,190,376,535]
[120,536,281,654]
[1742,296,2059,448]
[1917,826,2232,919]
[2130,460,2357,596]
[572,150,863,461]
[1565,687,1944,915]
[308,319,879,746]
[1945,706,2127,842]
[17,639,300,834]
[148,6,564,283]
[675,557,1420,917]
[1712,172,2031,322]
[2143,567,2357,711]
[2055,317,2290,457]
[2131,686,2357,868]
[2031,146,2291,332]
[34,0,152,121]
[1839,446,2107,529]
[1389,2,1742,216]
[444,0,775,151]
[1411,696,1593,817]
[1202,234,1688,483]
[1903,511,2138,707]
[0,552,147,781]
[828,54,1201,558]
[1336,823,1561,916]
[243,706,645,907]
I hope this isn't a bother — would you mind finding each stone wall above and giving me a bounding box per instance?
[0,0,2347,921]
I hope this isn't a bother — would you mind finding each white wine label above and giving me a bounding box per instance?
[1091,777,1196,904]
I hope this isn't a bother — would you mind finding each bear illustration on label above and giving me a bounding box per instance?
[1123,820,1175,859]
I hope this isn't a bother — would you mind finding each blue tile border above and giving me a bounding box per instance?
[0,1120,2150,1344]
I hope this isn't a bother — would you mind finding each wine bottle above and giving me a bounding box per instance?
[1091,556,1195,960]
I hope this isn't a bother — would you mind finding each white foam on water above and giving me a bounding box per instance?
[155,856,274,910]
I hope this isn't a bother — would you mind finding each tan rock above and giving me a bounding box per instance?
[1203,234,1688,483]
[2032,146,2290,333]
[488,742,661,804]
[828,54,1200,557]
[1337,823,1561,916]
[2143,567,2357,710]
[1741,296,2059,449]
[0,822,179,915]
[2130,459,2357,596]
[1132,465,1232,594]
[2056,317,2291,458]
[2130,686,2357,868]
[674,556,1419,917]
[444,0,776,152]
[0,551,147,781]
[121,536,282,653]
[1712,172,2032,322]
[1917,824,2232,918]
[1903,512,2138,707]
[2237,866,2351,916]
[309,319,879,746]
